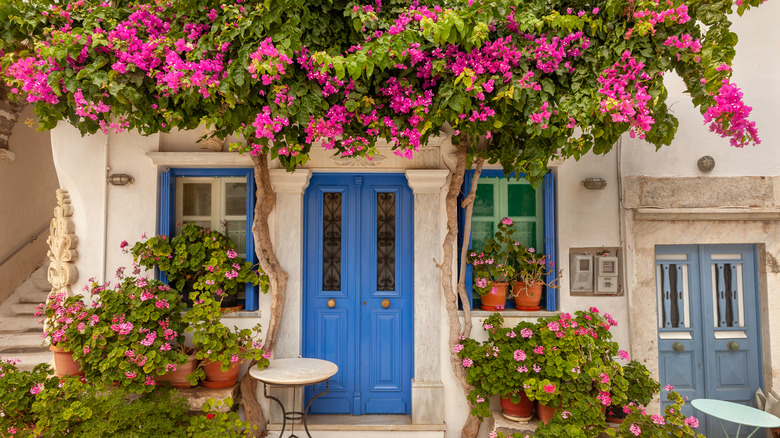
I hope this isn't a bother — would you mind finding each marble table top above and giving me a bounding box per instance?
[249,358,338,386]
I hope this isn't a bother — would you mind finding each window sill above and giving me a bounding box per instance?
[221,310,261,319]
[460,309,559,318]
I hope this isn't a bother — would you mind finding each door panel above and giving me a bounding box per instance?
[656,245,762,438]
[304,174,413,415]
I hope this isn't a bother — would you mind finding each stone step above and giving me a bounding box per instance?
[0,332,45,347]
[0,316,43,334]
[7,351,53,372]
[18,290,49,304]
[30,276,52,292]
[11,302,40,316]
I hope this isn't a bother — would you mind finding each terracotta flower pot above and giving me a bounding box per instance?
[513,281,543,310]
[49,344,84,378]
[202,359,241,389]
[500,392,534,422]
[480,282,508,311]
[157,352,199,388]
[536,401,561,424]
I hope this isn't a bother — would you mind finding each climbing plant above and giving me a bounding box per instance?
[0,0,765,435]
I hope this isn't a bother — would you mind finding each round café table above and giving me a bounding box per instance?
[249,358,338,438]
[691,398,780,438]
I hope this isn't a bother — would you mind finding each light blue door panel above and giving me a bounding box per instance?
[304,173,413,415]
[656,245,762,438]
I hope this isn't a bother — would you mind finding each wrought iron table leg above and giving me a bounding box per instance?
[302,379,330,437]
[263,383,288,437]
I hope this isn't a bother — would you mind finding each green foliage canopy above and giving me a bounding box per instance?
[0,0,764,183]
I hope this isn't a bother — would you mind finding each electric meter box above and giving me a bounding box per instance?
[568,247,623,296]
[570,254,594,292]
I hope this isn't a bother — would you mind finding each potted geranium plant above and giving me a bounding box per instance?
[185,291,270,388]
[462,313,539,422]
[510,241,561,310]
[129,222,267,309]
[75,275,193,393]
[35,291,90,378]
[468,218,519,311]
[524,308,627,426]
[606,359,661,423]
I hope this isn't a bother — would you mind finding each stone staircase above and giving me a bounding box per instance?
[0,261,52,370]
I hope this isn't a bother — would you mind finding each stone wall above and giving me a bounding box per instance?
[624,176,780,404]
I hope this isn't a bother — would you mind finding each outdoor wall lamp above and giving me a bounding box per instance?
[107,173,135,186]
[582,177,607,190]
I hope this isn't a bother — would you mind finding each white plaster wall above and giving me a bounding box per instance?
[620,2,780,178]
[103,131,161,282]
[0,106,58,301]
[50,124,109,291]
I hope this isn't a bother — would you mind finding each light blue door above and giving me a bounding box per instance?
[303,173,413,415]
[656,245,763,437]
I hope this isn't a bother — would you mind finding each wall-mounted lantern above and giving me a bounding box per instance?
[107,174,134,186]
[582,177,607,190]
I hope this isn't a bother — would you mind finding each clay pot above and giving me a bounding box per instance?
[536,402,561,424]
[202,359,241,389]
[480,282,508,311]
[157,352,199,388]
[513,281,543,310]
[49,345,84,378]
[500,392,534,422]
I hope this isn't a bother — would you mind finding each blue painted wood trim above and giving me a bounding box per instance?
[543,172,556,311]
[163,168,258,309]
[244,170,258,311]
[460,169,556,310]
[158,171,173,285]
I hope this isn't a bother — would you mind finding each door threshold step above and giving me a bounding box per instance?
[268,415,446,431]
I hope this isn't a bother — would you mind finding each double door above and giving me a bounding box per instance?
[656,244,762,437]
[303,173,413,415]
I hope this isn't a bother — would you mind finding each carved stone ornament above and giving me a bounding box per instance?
[330,152,387,167]
[198,125,225,151]
[47,189,78,296]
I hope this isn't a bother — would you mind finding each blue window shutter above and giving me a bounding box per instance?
[244,170,259,311]
[543,172,556,311]
[158,170,174,285]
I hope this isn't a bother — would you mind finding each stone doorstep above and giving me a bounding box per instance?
[176,383,239,413]
[488,410,620,437]
[268,415,447,432]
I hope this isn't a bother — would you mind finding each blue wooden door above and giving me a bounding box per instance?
[656,245,762,437]
[303,173,413,415]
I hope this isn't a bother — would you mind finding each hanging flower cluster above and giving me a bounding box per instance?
[0,0,765,182]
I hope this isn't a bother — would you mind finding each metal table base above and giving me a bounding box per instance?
[262,380,330,438]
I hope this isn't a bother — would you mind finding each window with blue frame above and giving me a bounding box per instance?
[159,168,259,310]
[459,170,556,311]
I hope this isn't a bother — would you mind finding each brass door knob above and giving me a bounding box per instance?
[672,342,684,352]
[327,298,336,308]
[381,299,390,309]
[728,341,740,351]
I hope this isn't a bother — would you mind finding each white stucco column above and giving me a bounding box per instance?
[269,169,312,359]
[406,169,449,425]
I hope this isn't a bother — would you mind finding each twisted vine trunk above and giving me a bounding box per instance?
[438,138,483,438]
[238,151,290,437]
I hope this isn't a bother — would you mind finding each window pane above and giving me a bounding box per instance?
[507,184,536,217]
[377,192,396,291]
[224,220,247,256]
[473,183,495,217]
[183,183,212,216]
[225,183,247,216]
[322,193,342,291]
[513,222,537,248]
[471,221,494,251]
